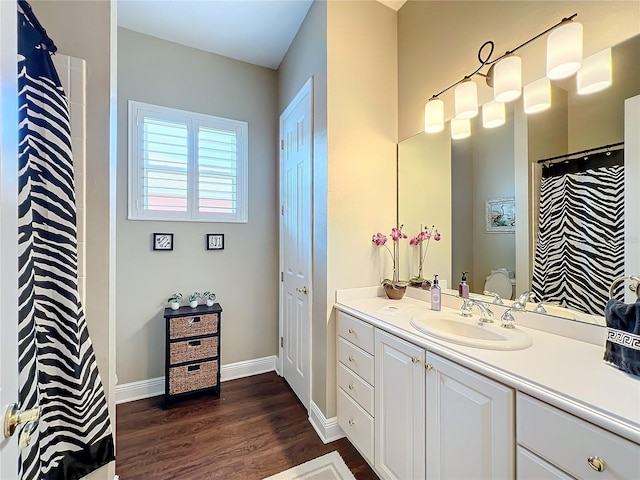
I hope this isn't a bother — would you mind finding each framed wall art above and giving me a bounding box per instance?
[486,198,515,233]
[153,233,174,251]
[206,233,224,250]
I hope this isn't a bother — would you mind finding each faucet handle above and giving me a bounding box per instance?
[533,301,560,314]
[483,290,504,305]
[460,298,474,317]
[501,308,516,329]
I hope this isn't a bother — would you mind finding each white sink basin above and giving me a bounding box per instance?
[410,312,532,351]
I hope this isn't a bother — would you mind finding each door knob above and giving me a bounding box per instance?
[296,286,308,294]
[4,403,40,438]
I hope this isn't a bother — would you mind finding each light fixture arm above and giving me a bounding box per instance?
[428,13,578,101]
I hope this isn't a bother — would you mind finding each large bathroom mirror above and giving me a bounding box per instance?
[398,32,640,326]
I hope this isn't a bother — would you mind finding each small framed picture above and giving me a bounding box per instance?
[486,198,516,233]
[153,233,174,251]
[207,234,224,250]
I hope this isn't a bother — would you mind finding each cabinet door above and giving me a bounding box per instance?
[375,329,425,480]
[426,352,514,480]
[517,447,573,480]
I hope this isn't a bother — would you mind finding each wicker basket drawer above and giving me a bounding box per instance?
[169,313,218,339]
[168,360,218,395]
[169,337,218,365]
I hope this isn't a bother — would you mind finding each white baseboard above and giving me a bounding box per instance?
[308,400,345,444]
[220,355,277,382]
[116,355,278,404]
[115,377,164,404]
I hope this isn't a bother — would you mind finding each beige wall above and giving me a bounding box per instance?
[278,0,329,414]
[31,2,115,479]
[325,0,398,416]
[398,1,640,140]
[278,0,398,419]
[116,28,279,384]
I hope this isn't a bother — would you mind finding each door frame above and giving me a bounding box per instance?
[278,77,314,411]
[0,1,20,477]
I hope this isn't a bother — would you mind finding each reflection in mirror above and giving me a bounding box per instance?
[397,132,452,288]
[451,109,516,299]
[398,33,640,326]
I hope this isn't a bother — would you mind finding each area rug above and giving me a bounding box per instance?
[263,451,356,480]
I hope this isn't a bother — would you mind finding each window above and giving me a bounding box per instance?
[128,101,248,223]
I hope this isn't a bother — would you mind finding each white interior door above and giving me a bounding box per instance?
[0,2,20,477]
[279,78,313,410]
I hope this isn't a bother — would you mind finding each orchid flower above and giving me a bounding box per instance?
[372,225,407,283]
[410,224,442,266]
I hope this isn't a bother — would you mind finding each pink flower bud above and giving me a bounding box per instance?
[434,231,441,241]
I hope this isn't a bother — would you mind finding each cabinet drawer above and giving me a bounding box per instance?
[338,388,374,466]
[338,337,374,385]
[168,359,218,395]
[338,311,374,354]
[169,313,218,339]
[517,394,640,479]
[517,447,573,479]
[169,336,218,365]
[338,363,374,416]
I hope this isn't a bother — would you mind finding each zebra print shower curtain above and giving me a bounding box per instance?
[531,150,625,316]
[17,6,114,480]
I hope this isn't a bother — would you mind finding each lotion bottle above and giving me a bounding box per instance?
[431,274,441,311]
[458,271,469,299]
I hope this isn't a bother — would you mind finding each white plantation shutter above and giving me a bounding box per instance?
[128,101,248,222]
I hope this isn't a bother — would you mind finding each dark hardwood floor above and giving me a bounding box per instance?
[116,372,378,479]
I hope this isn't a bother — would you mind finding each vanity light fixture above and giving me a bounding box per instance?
[482,101,506,129]
[546,21,583,80]
[454,80,479,119]
[424,98,445,133]
[523,77,552,114]
[451,117,471,140]
[577,47,612,95]
[493,55,522,102]
[423,13,579,135]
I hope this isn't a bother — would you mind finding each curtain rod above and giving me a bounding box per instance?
[18,0,57,53]
[536,141,624,165]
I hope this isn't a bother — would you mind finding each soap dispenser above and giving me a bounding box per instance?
[431,274,441,311]
[458,271,469,299]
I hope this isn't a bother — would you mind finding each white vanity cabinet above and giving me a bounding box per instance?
[425,352,515,479]
[375,329,426,480]
[517,393,640,479]
[337,311,375,465]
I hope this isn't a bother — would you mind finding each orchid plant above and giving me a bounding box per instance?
[372,225,408,285]
[409,224,441,285]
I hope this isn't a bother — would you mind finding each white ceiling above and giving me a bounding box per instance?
[117,0,406,70]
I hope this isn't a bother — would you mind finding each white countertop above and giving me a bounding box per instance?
[335,287,640,444]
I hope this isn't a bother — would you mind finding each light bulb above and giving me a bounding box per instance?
[451,117,471,140]
[482,101,505,129]
[424,98,444,133]
[523,77,551,114]
[493,55,522,102]
[547,21,583,80]
[577,48,612,95]
[455,80,478,119]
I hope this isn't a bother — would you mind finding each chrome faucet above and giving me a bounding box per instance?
[483,290,504,305]
[511,291,534,311]
[460,299,494,324]
[533,301,560,314]
[500,308,516,329]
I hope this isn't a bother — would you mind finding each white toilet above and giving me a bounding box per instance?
[484,268,515,300]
